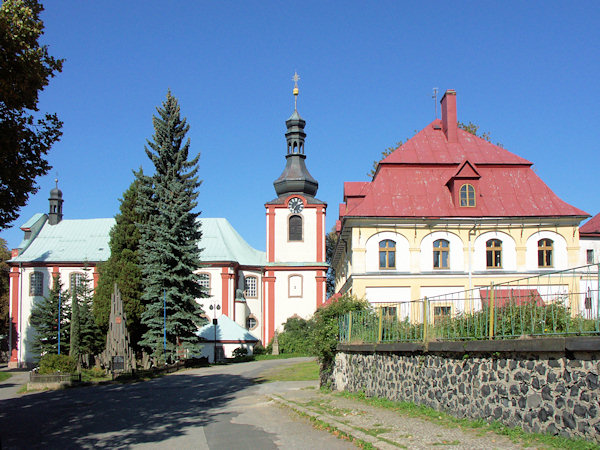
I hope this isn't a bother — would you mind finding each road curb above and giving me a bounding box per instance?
[269,394,390,449]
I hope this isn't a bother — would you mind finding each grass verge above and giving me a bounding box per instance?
[336,391,599,449]
[256,360,319,383]
[253,353,312,361]
[0,372,12,382]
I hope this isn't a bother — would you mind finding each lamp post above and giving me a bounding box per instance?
[209,303,221,363]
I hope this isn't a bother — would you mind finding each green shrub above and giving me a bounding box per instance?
[252,343,266,355]
[232,347,248,359]
[312,294,369,365]
[278,317,314,355]
[38,354,77,374]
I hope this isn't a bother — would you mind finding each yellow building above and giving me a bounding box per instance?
[332,90,590,319]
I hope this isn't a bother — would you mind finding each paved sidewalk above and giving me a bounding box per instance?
[0,366,29,401]
[271,386,525,450]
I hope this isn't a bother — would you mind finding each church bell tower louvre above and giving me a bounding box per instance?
[263,73,328,345]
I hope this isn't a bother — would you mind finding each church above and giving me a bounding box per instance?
[7,80,326,367]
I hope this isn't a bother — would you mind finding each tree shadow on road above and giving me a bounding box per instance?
[0,371,259,448]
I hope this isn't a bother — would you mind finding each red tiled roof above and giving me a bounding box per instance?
[342,119,587,219]
[580,213,600,236]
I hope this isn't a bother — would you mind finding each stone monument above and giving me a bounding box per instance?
[101,283,135,373]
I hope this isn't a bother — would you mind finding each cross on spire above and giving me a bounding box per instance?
[292,71,300,110]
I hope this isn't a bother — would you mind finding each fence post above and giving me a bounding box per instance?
[489,281,495,339]
[348,311,352,342]
[423,296,429,343]
[378,308,383,343]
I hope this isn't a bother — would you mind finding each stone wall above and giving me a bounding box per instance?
[329,338,600,442]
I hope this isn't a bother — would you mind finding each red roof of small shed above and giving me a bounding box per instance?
[479,288,544,307]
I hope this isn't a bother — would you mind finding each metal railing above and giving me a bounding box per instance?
[339,264,600,343]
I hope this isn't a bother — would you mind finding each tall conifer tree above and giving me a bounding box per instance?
[69,288,80,364]
[137,91,205,359]
[74,270,103,366]
[94,171,145,347]
[29,274,69,356]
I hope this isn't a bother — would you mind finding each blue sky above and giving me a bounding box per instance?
[2,1,599,251]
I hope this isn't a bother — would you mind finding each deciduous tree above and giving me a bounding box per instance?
[0,0,63,228]
[0,238,10,354]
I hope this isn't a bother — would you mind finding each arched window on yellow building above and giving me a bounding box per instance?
[459,184,475,207]
[538,239,553,268]
[379,240,396,269]
[486,239,502,268]
[433,239,450,269]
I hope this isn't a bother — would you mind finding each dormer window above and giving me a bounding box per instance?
[459,184,475,207]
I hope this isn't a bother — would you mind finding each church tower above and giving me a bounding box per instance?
[48,179,63,225]
[263,73,327,344]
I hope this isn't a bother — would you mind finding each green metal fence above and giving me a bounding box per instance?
[339,264,600,343]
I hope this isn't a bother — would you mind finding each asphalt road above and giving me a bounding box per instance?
[0,358,355,449]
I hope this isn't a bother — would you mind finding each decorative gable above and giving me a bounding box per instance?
[446,160,481,208]
[451,160,480,180]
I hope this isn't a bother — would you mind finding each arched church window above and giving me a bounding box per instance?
[198,273,210,296]
[244,276,258,298]
[29,272,44,296]
[289,215,302,241]
[70,272,85,293]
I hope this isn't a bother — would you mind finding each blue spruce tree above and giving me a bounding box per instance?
[137,91,206,360]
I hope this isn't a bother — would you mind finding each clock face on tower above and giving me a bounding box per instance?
[288,197,304,213]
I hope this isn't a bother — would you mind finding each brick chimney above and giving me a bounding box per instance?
[441,89,457,143]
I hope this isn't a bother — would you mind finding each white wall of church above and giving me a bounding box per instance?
[272,270,318,332]
[16,265,95,364]
[273,208,317,262]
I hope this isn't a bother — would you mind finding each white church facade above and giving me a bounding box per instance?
[7,85,326,367]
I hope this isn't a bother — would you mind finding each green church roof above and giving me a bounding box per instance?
[10,215,265,267]
[11,218,115,263]
[199,218,265,267]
